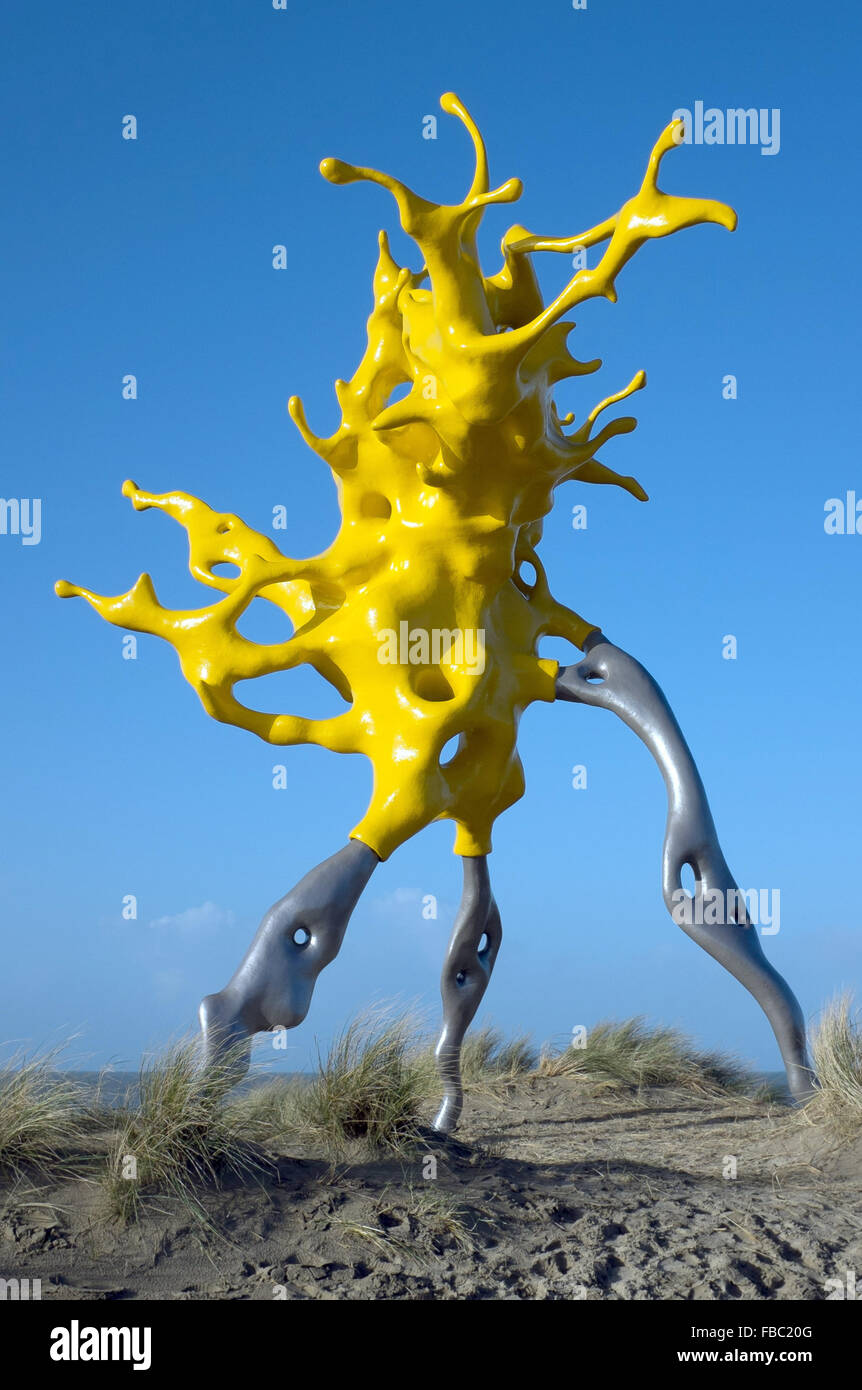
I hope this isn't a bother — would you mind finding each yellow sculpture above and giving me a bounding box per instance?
[57,95,735,861]
[58,97,818,1136]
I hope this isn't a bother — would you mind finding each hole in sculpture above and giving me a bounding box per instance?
[537,635,585,666]
[680,863,697,898]
[292,926,311,947]
[359,491,392,521]
[235,600,295,644]
[478,932,489,955]
[414,668,455,703]
[385,380,412,407]
[236,662,351,718]
[517,560,538,589]
[439,734,460,766]
[310,579,347,612]
[455,970,467,985]
[585,671,605,685]
[211,561,241,579]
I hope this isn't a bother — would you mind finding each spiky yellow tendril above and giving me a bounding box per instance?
[57,95,735,859]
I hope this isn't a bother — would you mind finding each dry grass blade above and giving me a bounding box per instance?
[330,1217,418,1261]
[402,1183,483,1251]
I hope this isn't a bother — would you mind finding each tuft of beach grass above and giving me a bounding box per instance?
[460,1023,538,1083]
[803,993,862,1137]
[0,1045,88,1181]
[101,1038,269,1224]
[537,1017,753,1095]
[286,1007,435,1157]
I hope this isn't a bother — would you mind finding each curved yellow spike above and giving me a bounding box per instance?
[319,156,434,236]
[568,370,647,445]
[440,91,489,200]
[585,370,647,428]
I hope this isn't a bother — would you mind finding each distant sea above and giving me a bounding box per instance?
[56,1069,793,1109]
[58,1070,311,1109]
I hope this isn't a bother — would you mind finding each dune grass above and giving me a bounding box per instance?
[537,1017,753,1095]
[279,1008,435,1156]
[805,993,862,1134]
[0,1046,88,1181]
[227,1074,306,1141]
[0,1007,770,1212]
[102,1039,269,1224]
[238,1014,538,1157]
[460,1024,538,1083]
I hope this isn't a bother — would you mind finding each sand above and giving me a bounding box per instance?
[2,1077,859,1301]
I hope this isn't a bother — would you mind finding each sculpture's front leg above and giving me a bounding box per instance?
[557,632,815,1101]
[199,841,378,1078]
[432,855,502,1134]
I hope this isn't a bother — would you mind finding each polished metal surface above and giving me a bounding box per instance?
[433,856,503,1134]
[199,841,378,1078]
[557,631,814,1102]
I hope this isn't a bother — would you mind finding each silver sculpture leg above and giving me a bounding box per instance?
[557,631,815,1102]
[432,855,502,1134]
[199,840,378,1076]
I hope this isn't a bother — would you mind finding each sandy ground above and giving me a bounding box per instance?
[2,1078,860,1301]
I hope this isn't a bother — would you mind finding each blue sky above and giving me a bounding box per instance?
[2,0,859,1077]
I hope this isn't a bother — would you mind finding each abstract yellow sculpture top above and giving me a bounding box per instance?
[57,95,736,860]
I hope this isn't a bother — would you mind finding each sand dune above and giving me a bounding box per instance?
[2,1076,859,1301]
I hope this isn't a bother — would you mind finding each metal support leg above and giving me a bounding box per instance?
[432,855,502,1134]
[198,840,378,1078]
[557,632,815,1101]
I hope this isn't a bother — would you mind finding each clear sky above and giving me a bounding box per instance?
[2,0,859,1077]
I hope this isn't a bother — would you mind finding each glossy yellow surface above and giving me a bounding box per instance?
[57,96,735,859]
